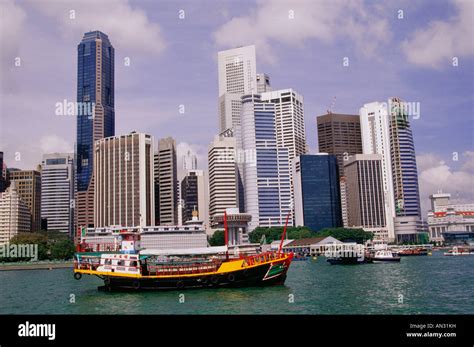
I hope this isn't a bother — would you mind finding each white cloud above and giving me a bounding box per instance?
[176,142,207,173]
[30,0,166,56]
[40,135,73,154]
[401,0,474,68]
[213,0,391,64]
[417,151,474,215]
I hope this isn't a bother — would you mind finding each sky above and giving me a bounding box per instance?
[0,0,473,215]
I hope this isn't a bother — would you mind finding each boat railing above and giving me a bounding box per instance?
[240,252,283,266]
[146,259,222,276]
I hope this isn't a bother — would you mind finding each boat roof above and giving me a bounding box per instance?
[140,246,228,256]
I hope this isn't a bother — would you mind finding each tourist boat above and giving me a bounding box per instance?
[443,246,474,256]
[73,213,294,291]
[371,250,401,263]
[398,248,429,256]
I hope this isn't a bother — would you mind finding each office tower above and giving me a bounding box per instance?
[181,170,208,227]
[156,137,178,225]
[208,133,238,224]
[360,101,396,242]
[0,182,31,244]
[292,154,342,232]
[261,89,306,161]
[238,94,293,231]
[344,154,388,242]
[217,45,257,132]
[75,31,115,229]
[40,153,74,235]
[360,98,422,243]
[340,176,348,227]
[8,170,41,232]
[181,149,197,173]
[389,98,421,218]
[153,153,160,225]
[94,132,154,227]
[317,113,362,177]
[256,73,271,93]
[0,152,5,193]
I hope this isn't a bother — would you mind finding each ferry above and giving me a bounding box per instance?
[443,246,474,256]
[398,247,429,256]
[371,250,401,263]
[73,213,294,291]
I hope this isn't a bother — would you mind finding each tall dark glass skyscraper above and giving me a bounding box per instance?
[292,154,342,232]
[75,31,115,228]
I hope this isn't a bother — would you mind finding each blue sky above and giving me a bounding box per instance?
[0,0,473,214]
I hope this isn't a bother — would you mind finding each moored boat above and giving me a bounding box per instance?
[398,248,429,256]
[73,212,294,291]
[371,250,401,263]
[444,246,474,256]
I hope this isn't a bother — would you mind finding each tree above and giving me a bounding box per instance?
[249,226,313,244]
[9,232,49,260]
[50,239,75,260]
[208,229,225,246]
[317,227,373,244]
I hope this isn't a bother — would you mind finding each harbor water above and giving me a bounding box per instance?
[1,250,472,314]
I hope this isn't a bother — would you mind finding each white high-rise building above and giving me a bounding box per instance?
[217,45,257,132]
[41,153,74,235]
[0,182,31,244]
[94,132,155,227]
[256,73,271,93]
[237,94,293,231]
[208,133,238,226]
[156,137,178,226]
[359,102,396,242]
[261,89,306,161]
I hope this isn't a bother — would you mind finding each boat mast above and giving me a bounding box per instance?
[278,212,291,256]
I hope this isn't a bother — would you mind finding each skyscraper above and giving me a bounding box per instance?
[360,98,422,243]
[41,153,74,235]
[8,170,41,232]
[156,137,178,225]
[261,89,307,161]
[94,132,154,227]
[217,45,257,132]
[181,170,208,228]
[256,73,271,93]
[317,113,362,177]
[238,94,292,231]
[0,152,5,193]
[292,154,342,232]
[208,132,238,225]
[75,30,115,229]
[0,182,31,244]
[344,154,388,242]
[359,101,396,242]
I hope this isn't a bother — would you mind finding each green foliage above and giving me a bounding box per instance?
[208,229,225,246]
[318,227,373,244]
[5,231,75,262]
[249,226,313,244]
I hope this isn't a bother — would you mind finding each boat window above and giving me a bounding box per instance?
[117,260,125,266]
[105,259,112,265]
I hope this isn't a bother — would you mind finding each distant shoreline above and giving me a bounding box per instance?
[0,261,73,271]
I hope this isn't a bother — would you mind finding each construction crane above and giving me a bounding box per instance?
[327,96,337,114]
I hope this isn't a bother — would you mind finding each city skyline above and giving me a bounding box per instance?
[0,0,473,217]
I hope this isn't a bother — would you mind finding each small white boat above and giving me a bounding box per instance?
[444,246,474,256]
[372,250,401,263]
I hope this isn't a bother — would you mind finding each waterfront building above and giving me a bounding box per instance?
[0,182,31,244]
[40,153,74,235]
[238,94,293,231]
[427,192,474,243]
[292,154,342,232]
[217,45,257,132]
[75,31,115,229]
[94,132,154,228]
[317,113,362,177]
[212,207,252,246]
[282,236,343,256]
[155,137,178,225]
[81,224,207,251]
[344,154,388,242]
[256,73,271,93]
[8,169,41,232]
[0,152,5,193]
[340,176,348,227]
[208,132,238,226]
